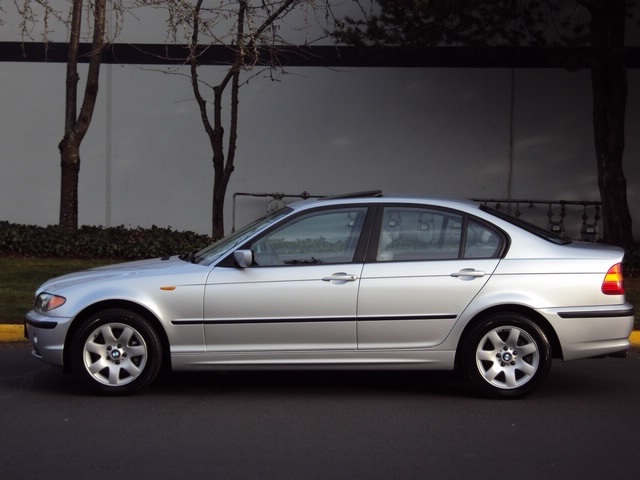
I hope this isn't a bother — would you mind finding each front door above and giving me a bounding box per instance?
[203,206,370,352]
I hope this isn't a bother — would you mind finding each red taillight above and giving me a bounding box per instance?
[602,263,625,295]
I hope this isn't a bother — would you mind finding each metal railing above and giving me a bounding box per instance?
[473,199,602,242]
[232,191,323,232]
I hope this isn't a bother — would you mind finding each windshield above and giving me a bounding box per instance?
[480,205,571,245]
[193,207,292,265]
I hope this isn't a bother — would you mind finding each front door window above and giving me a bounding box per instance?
[253,207,368,266]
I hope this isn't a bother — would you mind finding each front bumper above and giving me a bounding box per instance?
[24,310,73,367]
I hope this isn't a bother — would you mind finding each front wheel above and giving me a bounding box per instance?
[71,309,163,395]
[462,313,552,399]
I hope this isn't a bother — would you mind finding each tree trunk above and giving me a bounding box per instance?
[188,0,297,239]
[588,1,633,248]
[211,68,240,240]
[211,81,228,241]
[58,141,81,230]
[58,0,106,232]
[208,2,245,240]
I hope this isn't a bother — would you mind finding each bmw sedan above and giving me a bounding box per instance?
[24,192,634,398]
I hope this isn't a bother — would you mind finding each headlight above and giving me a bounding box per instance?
[35,293,66,313]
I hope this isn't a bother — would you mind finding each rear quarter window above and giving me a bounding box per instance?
[480,205,571,245]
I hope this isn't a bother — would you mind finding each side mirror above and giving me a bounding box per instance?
[234,250,253,268]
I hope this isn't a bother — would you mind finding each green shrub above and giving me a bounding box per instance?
[0,221,211,260]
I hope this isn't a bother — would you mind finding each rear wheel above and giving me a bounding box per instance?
[462,313,552,398]
[71,309,163,395]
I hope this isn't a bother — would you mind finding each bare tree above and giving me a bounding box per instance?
[15,0,327,237]
[58,0,107,232]
[14,0,128,232]
[334,0,637,248]
[578,0,633,249]
[166,0,323,239]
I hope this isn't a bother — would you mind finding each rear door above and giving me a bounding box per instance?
[357,205,503,349]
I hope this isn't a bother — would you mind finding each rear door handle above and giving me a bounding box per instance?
[322,273,358,283]
[450,269,486,278]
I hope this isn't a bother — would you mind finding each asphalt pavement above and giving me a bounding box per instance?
[2,341,640,480]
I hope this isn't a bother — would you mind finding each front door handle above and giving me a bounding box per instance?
[322,273,358,283]
[450,269,486,279]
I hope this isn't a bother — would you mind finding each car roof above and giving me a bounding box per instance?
[288,192,481,211]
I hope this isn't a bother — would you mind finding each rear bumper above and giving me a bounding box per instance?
[541,303,635,361]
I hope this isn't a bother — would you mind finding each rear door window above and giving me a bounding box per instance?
[375,206,504,261]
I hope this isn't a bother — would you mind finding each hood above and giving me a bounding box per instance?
[38,256,204,293]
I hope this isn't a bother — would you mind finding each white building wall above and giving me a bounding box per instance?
[1,3,639,239]
[2,62,639,238]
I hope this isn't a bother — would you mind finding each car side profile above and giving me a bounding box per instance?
[25,192,634,398]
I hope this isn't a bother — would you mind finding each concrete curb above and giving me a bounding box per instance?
[2,324,640,346]
[0,325,26,342]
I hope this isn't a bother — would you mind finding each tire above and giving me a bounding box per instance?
[71,308,163,395]
[462,313,552,399]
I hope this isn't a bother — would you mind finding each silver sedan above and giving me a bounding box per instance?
[25,193,634,398]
